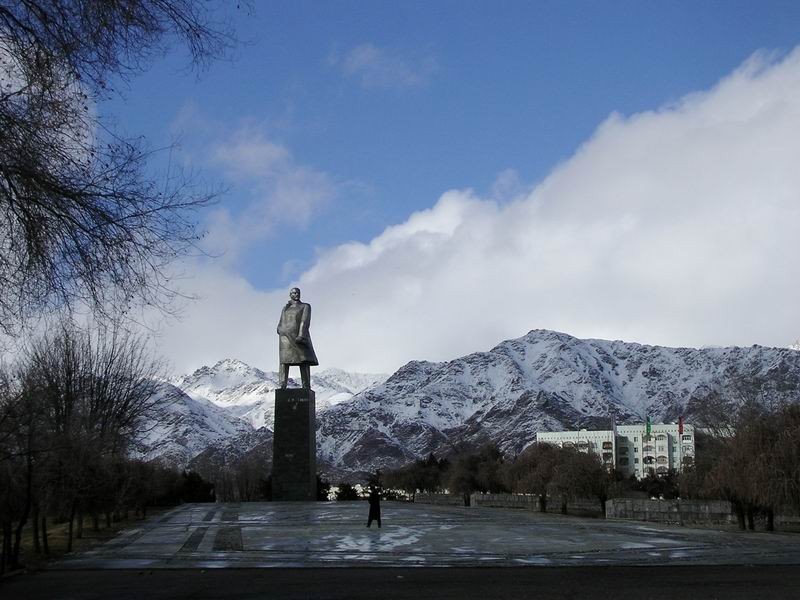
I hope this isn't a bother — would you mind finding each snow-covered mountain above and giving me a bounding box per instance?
[141,330,800,478]
[172,359,387,429]
[316,329,800,474]
[132,382,252,468]
[136,360,387,467]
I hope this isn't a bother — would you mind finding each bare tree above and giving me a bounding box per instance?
[506,442,560,512]
[0,1,239,333]
[768,405,800,515]
[0,321,164,566]
[697,400,800,531]
[384,453,449,500]
[0,364,25,573]
[548,447,609,515]
[445,444,507,506]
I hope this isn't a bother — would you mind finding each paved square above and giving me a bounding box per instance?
[57,501,800,569]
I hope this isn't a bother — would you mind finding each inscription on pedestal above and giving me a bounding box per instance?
[272,388,317,501]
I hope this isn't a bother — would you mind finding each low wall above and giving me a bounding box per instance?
[776,508,800,529]
[416,494,796,529]
[471,493,602,516]
[470,493,539,510]
[416,493,603,517]
[414,493,466,506]
[562,498,604,518]
[605,498,735,526]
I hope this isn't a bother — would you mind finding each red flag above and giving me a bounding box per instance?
[678,415,684,436]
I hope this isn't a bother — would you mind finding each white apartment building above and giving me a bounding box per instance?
[536,423,695,480]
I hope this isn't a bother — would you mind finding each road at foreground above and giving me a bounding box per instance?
[4,565,800,600]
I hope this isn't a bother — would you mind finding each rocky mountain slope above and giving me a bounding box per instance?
[315,329,800,474]
[172,359,386,429]
[137,361,386,468]
[140,330,800,477]
[133,382,252,467]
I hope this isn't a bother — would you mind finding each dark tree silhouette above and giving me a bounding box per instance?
[0,1,238,333]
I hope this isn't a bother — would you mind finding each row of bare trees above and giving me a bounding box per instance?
[386,401,800,530]
[385,443,613,513]
[0,0,240,574]
[683,402,800,530]
[194,452,271,503]
[0,324,192,573]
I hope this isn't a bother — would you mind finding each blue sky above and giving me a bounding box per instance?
[104,2,800,374]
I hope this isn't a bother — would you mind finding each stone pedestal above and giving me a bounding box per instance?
[272,388,317,501]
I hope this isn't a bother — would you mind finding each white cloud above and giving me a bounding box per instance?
[213,129,290,178]
[137,264,282,375]
[203,125,337,262]
[330,43,437,90]
[157,48,800,376]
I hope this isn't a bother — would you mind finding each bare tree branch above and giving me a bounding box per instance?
[0,1,241,334]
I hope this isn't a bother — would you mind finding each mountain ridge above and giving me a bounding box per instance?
[139,330,800,477]
[315,329,800,473]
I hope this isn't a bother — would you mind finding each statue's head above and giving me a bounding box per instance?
[289,287,301,301]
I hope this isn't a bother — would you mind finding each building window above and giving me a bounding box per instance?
[602,441,613,450]
[634,458,639,464]
[618,447,628,454]
[634,447,638,453]
[634,437,638,442]
[682,435,692,441]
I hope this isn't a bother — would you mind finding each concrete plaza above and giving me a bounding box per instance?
[56,501,800,569]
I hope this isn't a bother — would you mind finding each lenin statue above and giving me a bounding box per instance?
[277,287,318,389]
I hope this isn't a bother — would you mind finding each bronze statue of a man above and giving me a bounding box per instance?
[277,287,318,389]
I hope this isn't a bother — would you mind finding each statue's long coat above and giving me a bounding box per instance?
[277,301,319,366]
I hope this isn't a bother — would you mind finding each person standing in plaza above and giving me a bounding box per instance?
[367,486,381,528]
